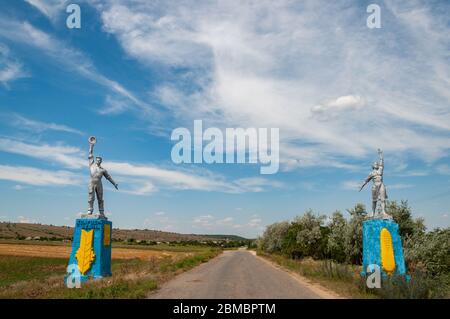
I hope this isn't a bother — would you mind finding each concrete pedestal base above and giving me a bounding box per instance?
[66,218,112,283]
[361,219,407,277]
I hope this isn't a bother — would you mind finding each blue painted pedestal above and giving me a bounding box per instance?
[66,218,112,283]
[361,219,407,277]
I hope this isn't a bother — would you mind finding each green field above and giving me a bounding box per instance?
[0,246,221,299]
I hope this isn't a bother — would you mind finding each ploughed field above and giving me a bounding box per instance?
[0,242,190,260]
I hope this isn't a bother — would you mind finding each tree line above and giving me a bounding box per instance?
[257,200,449,280]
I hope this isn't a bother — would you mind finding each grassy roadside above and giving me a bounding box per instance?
[258,251,449,299]
[0,247,221,299]
[257,251,375,299]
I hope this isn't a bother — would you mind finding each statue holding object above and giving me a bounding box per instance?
[359,148,392,219]
[87,136,118,219]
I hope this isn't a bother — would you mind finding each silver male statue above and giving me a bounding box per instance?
[87,136,118,218]
[359,149,392,219]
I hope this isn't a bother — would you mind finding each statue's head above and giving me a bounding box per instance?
[95,156,103,165]
[372,161,379,169]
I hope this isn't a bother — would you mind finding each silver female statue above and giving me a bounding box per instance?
[87,136,118,218]
[359,149,392,219]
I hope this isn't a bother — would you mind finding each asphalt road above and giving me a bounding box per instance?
[149,250,334,299]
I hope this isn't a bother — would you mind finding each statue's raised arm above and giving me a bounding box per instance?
[377,148,384,174]
[88,136,96,166]
[88,143,94,166]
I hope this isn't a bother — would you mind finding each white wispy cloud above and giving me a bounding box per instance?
[341,180,362,191]
[25,0,68,20]
[311,95,366,119]
[119,181,157,196]
[192,214,264,234]
[105,161,277,194]
[0,61,25,86]
[247,218,263,229]
[193,215,214,228]
[0,165,82,186]
[13,184,26,191]
[106,161,227,192]
[144,212,176,232]
[393,170,430,177]
[0,43,27,87]
[342,179,413,191]
[0,137,281,194]
[436,164,450,175]
[99,95,133,115]
[95,0,450,168]
[0,138,85,169]
[233,177,284,193]
[17,215,36,223]
[216,217,234,226]
[1,113,83,135]
[388,183,414,190]
[0,19,154,116]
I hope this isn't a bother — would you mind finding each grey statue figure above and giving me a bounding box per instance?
[359,149,392,219]
[87,137,118,218]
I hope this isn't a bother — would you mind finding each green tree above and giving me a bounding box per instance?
[281,222,303,258]
[327,211,348,263]
[387,200,426,238]
[258,221,290,253]
[293,210,328,259]
[344,203,367,264]
[404,228,450,277]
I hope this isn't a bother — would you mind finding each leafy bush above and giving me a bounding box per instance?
[293,211,328,259]
[327,211,348,263]
[387,200,426,238]
[404,228,450,277]
[344,204,367,264]
[259,211,330,259]
[258,221,290,253]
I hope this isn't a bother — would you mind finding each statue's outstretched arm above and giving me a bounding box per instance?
[104,170,118,190]
[88,144,94,166]
[359,174,373,192]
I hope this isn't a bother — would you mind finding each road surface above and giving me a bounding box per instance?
[149,250,337,299]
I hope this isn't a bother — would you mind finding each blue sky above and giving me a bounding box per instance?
[0,0,449,238]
